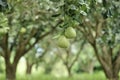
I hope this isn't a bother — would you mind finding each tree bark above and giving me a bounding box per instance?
[91,43,119,80]
[105,70,119,80]
[68,68,72,77]
[66,66,72,77]
[26,61,33,75]
[5,63,17,80]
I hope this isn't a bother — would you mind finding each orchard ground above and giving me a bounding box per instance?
[0,71,106,80]
[0,57,107,80]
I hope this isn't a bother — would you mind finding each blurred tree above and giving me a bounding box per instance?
[0,0,8,12]
[0,56,4,73]
[0,0,9,35]
[42,53,58,74]
[25,40,50,75]
[53,39,85,77]
[0,0,63,80]
[63,0,120,80]
[74,43,96,74]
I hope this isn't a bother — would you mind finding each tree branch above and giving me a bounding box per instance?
[2,33,11,64]
[69,41,85,68]
[95,19,105,38]
[56,48,66,62]
[23,19,63,56]
[113,51,120,74]
[23,28,38,46]
[33,42,50,65]
[10,32,19,52]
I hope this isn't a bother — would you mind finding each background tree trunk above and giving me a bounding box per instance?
[66,66,72,77]
[26,61,33,75]
[68,68,72,77]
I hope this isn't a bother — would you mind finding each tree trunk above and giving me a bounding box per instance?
[88,63,94,74]
[68,68,72,77]
[107,78,118,80]
[66,66,72,77]
[26,62,33,75]
[91,43,119,80]
[104,70,119,80]
[5,63,17,80]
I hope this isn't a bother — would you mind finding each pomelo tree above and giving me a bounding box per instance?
[63,0,120,80]
[25,40,50,75]
[0,0,63,80]
[56,40,85,76]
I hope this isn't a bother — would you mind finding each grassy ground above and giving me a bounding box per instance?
[0,58,119,80]
[0,71,106,80]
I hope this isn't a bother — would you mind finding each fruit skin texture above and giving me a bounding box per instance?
[65,27,76,39]
[20,27,26,33]
[57,36,70,48]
